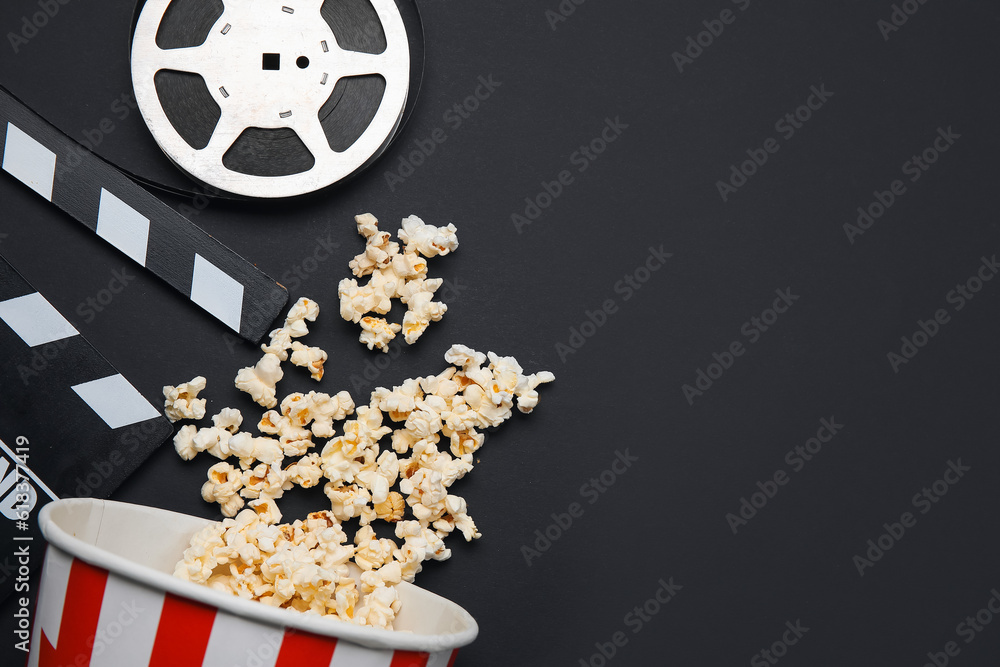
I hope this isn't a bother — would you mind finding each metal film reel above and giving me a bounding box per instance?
[131,0,411,198]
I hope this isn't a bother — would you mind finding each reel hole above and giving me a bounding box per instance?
[262,53,280,70]
[297,56,310,69]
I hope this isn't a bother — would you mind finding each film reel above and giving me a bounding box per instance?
[131,0,414,198]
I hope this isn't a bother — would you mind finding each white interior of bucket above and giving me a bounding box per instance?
[42,498,476,650]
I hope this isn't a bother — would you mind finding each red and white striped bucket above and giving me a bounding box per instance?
[28,499,477,667]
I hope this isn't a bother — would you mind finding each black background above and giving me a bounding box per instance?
[2,0,1000,665]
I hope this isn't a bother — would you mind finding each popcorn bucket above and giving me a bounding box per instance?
[28,498,477,666]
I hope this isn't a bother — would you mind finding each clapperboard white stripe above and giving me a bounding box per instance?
[71,375,162,430]
[96,188,151,267]
[0,291,78,347]
[1,121,55,201]
[0,85,287,342]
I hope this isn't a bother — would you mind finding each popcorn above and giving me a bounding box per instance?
[163,376,207,422]
[324,483,372,522]
[202,462,244,517]
[353,525,397,571]
[339,214,458,350]
[359,316,401,352]
[307,391,355,438]
[399,281,447,345]
[262,298,321,360]
[290,342,327,381]
[349,213,399,277]
[173,424,198,460]
[398,215,459,257]
[212,408,243,433]
[240,462,287,501]
[284,453,324,489]
[228,432,284,467]
[374,491,406,522]
[235,353,283,409]
[194,426,234,460]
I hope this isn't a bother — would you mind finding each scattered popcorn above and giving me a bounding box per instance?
[359,316,401,352]
[235,353,284,409]
[163,376,207,422]
[172,293,555,630]
[339,214,458,351]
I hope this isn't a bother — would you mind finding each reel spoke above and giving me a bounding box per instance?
[152,45,211,76]
[294,116,338,167]
[335,49,393,78]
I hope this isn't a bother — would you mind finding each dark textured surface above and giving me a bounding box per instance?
[2,1,1000,665]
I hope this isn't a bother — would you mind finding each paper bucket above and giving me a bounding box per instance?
[28,498,477,666]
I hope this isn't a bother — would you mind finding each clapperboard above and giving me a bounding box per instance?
[0,84,288,343]
[0,256,173,601]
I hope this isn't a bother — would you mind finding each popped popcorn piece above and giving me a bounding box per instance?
[339,279,386,323]
[284,453,324,489]
[290,341,328,381]
[235,353,284,408]
[515,370,556,413]
[240,462,287,500]
[308,391,355,438]
[173,424,198,460]
[173,522,226,583]
[212,408,243,433]
[194,426,234,460]
[374,491,405,522]
[359,316,401,352]
[249,497,283,525]
[400,287,447,345]
[438,495,481,541]
[355,578,400,628]
[444,344,486,370]
[163,376,207,422]
[372,378,422,422]
[202,462,245,517]
[397,215,459,258]
[354,525,397,571]
[324,483,372,522]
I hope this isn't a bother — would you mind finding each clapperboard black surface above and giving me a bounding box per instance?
[2,1,1000,666]
[0,255,172,601]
